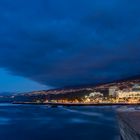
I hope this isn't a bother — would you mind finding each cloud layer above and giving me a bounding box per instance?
[0,0,140,87]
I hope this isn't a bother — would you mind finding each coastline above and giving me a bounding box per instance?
[12,102,140,106]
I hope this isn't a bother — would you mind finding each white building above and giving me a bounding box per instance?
[89,92,103,97]
[116,84,140,98]
[109,86,118,97]
[116,91,140,98]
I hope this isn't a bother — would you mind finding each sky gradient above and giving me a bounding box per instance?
[0,0,140,92]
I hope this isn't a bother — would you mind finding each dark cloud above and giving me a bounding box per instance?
[0,0,140,87]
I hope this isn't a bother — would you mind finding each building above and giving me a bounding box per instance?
[84,92,103,103]
[132,84,140,91]
[109,86,118,97]
[116,84,140,98]
[116,90,140,99]
[89,92,103,97]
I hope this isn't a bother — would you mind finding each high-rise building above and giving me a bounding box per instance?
[109,86,118,97]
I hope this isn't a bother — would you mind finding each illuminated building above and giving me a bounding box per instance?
[116,91,140,98]
[116,84,140,99]
[89,92,103,97]
[109,86,118,97]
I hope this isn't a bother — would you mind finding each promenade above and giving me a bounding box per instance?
[117,107,140,140]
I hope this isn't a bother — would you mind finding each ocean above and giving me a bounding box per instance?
[0,104,120,140]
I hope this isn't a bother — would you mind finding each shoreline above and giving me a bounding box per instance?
[12,102,140,106]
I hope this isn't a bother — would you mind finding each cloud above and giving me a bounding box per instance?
[0,0,140,87]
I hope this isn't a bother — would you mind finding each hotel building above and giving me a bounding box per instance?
[116,84,140,98]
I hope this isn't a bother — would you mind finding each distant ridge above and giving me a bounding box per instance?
[23,75,140,96]
[54,75,140,90]
[6,76,140,103]
[4,75,140,96]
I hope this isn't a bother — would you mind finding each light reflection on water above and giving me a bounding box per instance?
[0,117,11,125]
[0,104,120,140]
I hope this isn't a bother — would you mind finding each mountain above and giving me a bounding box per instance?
[4,77,140,103]
[1,76,139,97]
[24,77,140,96]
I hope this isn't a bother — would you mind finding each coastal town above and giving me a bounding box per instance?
[44,84,140,104]
[0,79,140,140]
[1,78,140,105]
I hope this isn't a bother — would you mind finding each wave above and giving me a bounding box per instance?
[61,107,104,117]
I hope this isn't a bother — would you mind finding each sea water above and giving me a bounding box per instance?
[0,104,120,140]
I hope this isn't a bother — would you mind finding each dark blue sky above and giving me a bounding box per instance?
[0,0,140,92]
